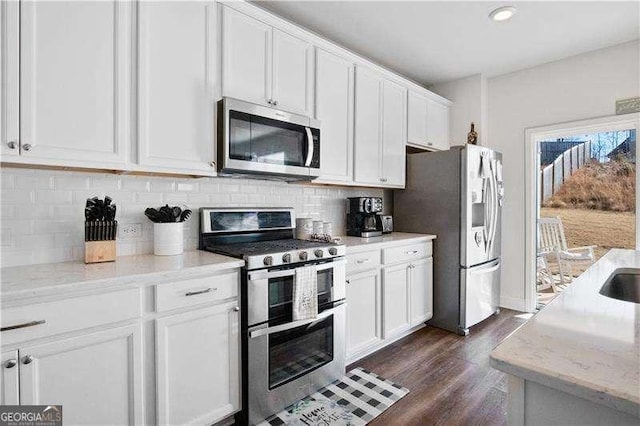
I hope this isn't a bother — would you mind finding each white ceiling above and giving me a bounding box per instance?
[253,1,640,85]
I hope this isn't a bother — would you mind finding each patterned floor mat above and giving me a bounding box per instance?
[259,367,409,426]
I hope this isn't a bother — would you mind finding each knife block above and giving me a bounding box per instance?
[85,240,116,264]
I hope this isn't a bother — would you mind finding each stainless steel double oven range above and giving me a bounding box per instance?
[199,208,347,425]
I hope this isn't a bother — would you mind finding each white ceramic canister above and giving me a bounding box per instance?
[296,218,313,239]
[323,222,333,237]
[154,222,184,256]
[312,220,324,235]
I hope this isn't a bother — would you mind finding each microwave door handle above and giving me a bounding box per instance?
[304,127,314,167]
[248,304,342,339]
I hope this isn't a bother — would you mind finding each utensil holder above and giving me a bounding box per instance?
[154,222,184,256]
[84,220,117,264]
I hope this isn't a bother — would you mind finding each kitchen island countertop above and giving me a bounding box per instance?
[490,249,640,417]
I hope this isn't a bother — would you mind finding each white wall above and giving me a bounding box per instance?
[0,167,387,267]
[487,40,640,310]
[430,74,488,146]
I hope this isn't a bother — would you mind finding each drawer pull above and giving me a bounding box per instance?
[22,355,34,365]
[356,259,370,264]
[185,288,216,297]
[1,320,46,332]
[4,359,16,369]
[405,250,419,255]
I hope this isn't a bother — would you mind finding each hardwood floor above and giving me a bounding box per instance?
[347,309,528,426]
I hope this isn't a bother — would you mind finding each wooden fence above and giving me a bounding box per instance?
[540,141,591,202]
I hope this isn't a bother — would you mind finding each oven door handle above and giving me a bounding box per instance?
[248,303,343,339]
[248,258,345,281]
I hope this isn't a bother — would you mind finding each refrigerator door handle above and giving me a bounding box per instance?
[488,160,500,254]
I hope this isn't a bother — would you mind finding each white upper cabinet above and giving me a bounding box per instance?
[354,66,406,188]
[272,29,314,116]
[354,66,383,185]
[137,1,215,174]
[407,90,450,151]
[407,91,429,148]
[18,1,131,167]
[1,1,19,159]
[222,6,313,116]
[426,99,450,151]
[222,6,271,107]
[381,80,406,186]
[315,49,354,183]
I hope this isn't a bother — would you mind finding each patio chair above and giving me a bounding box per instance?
[537,216,596,288]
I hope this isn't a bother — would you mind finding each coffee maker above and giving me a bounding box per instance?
[346,197,383,237]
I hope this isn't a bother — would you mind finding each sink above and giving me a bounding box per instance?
[599,268,640,303]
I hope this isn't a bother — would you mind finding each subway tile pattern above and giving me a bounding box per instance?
[0,168,387,267]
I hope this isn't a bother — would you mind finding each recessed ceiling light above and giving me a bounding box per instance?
[489,6,516,22]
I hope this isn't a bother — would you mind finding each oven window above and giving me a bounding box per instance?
[229,111,308,167]
[269,268,334,322]
[269,315,334,389]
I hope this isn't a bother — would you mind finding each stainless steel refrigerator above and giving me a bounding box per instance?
[394,145,504,335]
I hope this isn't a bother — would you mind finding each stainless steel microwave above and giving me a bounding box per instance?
[218,97,321,180]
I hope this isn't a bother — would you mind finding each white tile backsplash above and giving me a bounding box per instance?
[0,167,389,267]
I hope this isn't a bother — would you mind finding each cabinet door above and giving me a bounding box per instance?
[410,258,433,326]
[346,269,381,357]
[0,350,19,405]
[426,100,450,151]
[137,1,215,174]
[381,80,406,187]
[19,1,130,166]
[156,302,240,426]
[354,66,382,185]
[1,0,19,158]
[315,49,354,183]
[272,29,313,115]
[222,7,271,107]
[407,91,428,148]
[382,263,411,338]
[19,324,143,425]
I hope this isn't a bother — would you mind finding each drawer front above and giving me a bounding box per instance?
[0,288,142,346]
[382,242,432,265]
[346,250,381,274]
[155,271,239,312]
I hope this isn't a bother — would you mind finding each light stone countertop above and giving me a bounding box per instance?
[490,249,640,417]
[338,232,436,254]
[1,251,244,305]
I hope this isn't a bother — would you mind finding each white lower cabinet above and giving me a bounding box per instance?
[346,240,434,362]
[18,324,143,425]
[346,269,381,356]
[382,263,411,338]
[155,302,240,426]
[0,350,19,405]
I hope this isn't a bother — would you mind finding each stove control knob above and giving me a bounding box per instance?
[328,247,338,256]
[282,253,291,263]
[299,251,308,261]
[314,249,324,258]
[263,256,273,266]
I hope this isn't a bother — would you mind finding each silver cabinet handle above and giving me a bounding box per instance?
[1,320,46,332]
[356,259,370,264]
[233,306,240,312]
[209,161,216,168]
[4,359,17,369]
[406,250,419,255]
[346,279,350,285]
[6,141,17,150]
[273,101,278,106]
[22,143,33,151]
[185,288,216,297]
[22,355,34,365]
[427,142,433,146]
[267,99,273,105]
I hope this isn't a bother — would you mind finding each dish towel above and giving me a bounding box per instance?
[293,265,318,321]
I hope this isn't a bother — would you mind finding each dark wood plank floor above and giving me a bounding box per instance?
[347,309,527,426]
